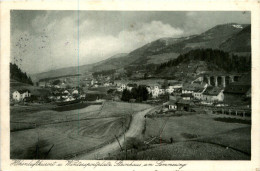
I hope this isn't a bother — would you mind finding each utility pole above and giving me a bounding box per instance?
[114,135,123,151]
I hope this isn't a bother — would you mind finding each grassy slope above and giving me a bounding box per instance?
[11,117,130,159]
[10,102,150,159]
[108,113,250,160]
[130,140,249,160]
[98,101,151,117]
[144,114,249,142]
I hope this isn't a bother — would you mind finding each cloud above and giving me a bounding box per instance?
[78,20,184,65]
[118,21,183,50]
[12,14,184,73]
[13,11,249,74]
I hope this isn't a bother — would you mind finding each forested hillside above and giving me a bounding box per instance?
[10,63,33,85]
[156,49,251,73]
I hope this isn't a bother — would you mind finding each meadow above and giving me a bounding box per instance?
[10,101,150,159]
[107,113,251,160]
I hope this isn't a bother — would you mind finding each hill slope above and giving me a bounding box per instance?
[219,25,251,53]
[10,63,33,85]
[155,48,251,80]
[32,23,251,81]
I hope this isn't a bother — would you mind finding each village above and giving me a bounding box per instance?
[11,70,251,118]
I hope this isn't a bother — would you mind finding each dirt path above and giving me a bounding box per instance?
[73,107,153,160]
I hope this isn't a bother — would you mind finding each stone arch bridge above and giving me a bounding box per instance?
[202,74,241,87]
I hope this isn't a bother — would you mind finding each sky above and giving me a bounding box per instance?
[11,11,251,74]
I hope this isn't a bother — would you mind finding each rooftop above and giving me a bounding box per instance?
[16,89,30,93]
[203,86,223,96]
[183,82,206,91]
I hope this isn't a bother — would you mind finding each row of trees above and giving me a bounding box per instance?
[156,48,251,73]
[92,69,116,77]
[10,63,33,85]
[121,85,149,102]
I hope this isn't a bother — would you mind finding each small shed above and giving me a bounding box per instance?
[176,99,194,112]
[168,100,177,110]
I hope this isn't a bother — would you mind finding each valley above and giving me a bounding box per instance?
[10,22,251,160]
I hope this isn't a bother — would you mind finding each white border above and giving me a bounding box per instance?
[1,1,260,171]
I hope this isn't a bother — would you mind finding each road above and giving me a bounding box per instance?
[73,107,153,160]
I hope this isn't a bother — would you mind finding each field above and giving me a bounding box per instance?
[108,113,251,160]
[10,101,150,159]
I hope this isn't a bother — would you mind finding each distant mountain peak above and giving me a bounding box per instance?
[232,24,243,29]
[32,23,251,81]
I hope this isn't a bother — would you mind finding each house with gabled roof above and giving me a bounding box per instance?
[167,100,177,110]
[201,86,224,102]
[181,93,193,100]
[12,89,31,101]
[176,99,194,112]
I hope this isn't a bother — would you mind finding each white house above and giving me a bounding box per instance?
[166,86,174,94]
[63,90,70,95]
[151,85,160,98]
[12,89,31,101]
[64,96,75,102]
[182,87,194,94]
[166,84,183,94]
[168,101,177,110]
[201,86,224,102]
[146,86,152,94]
[193,85,208,100]
[159,88,165,95]
[12,91,21,101]
[72,89,79,95]
[181,93,193,101]
[117,84,127,92]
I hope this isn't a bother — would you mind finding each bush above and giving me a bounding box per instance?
[121,85,149,102]
[125,137,146,151]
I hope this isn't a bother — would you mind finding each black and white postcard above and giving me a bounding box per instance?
[1,1,260,171]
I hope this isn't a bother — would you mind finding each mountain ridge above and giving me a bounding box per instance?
[31,23,251,82]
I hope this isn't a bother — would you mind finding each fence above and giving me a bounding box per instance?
[202,106,251,118]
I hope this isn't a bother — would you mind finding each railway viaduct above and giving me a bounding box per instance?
[202,74,241,87]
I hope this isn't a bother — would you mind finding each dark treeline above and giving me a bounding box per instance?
[39,74,81,82]
[10,63,33,85]
[121,85,149,102]
[92,69,116,77]
[156,48,251,73]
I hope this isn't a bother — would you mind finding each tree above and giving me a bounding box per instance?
[121,89,132,102]
[53,80,61,85]
[10,63,33,85]
[107,89,115,94]
[162,79,168,89]
[121,85,149,102]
